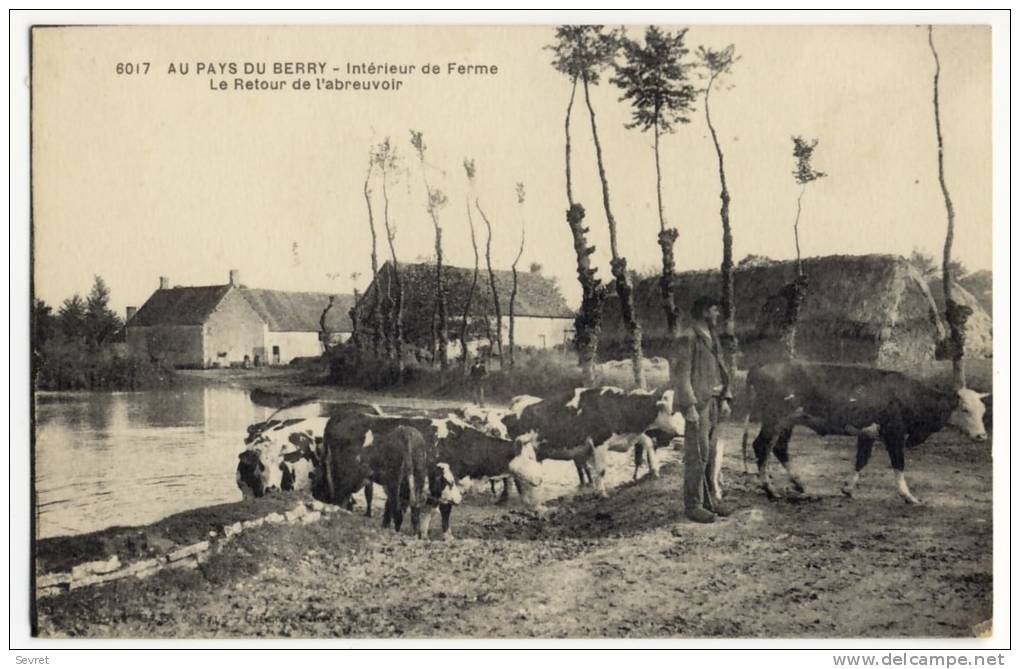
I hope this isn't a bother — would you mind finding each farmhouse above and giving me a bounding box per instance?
[601,254,992,367]
[125,271,354,368]
[356,260,575,354]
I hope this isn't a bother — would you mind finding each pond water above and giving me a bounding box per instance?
[33,382,685,539]
[33,384,274,539]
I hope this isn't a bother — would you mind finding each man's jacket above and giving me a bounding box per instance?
[671,325,731,410]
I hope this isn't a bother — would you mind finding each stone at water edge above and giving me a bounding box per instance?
[168,540,210,562]
[70,555,121,579]
[37,572,73,588]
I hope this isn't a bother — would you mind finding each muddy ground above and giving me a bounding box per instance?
[36,421,992,639]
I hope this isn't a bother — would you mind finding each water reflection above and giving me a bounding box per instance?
[34,385,276,539]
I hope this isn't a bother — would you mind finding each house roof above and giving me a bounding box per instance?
[128,285,232,327]
[241,289,355,333]
[128,285,355,332]
[370,261,575,319]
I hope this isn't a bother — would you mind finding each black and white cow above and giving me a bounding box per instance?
[236,416,331,498]
[502,387,683,497]
[743,362,988,504]
[237,402,380,500]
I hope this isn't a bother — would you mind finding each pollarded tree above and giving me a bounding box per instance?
[460,158,483,370]
[410,130,450,369]
[612,25,698,337]
[548,25,612,385]
[508,182,527,368]
[698,44,741,375]
[372,137,404,368]
[572,25,647,388]
[928,25,971,388]
[473,183,504,369]
[782,135,826,358]
[361,157,383,356]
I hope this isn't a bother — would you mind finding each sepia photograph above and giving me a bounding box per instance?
[16,11,1007,650]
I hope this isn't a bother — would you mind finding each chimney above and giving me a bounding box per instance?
[229,269,240,287]
[159,276,170,290]
[126,306,137,322]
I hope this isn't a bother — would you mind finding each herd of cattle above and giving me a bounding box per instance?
[236,362,990,539]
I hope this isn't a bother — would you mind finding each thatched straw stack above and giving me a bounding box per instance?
[602,254,990,368]
[926,278,993,358]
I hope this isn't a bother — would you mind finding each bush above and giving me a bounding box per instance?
[327,344,421,390]
[33,338,175,391]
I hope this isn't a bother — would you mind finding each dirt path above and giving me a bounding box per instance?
[37,425,992,639]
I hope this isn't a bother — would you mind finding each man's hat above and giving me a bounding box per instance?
[691,295,721,318]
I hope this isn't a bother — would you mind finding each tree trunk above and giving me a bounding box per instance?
[508,225,525,368]
[434,227,449,369]
[567,204,605,385]
[654,118,681,336]
[563,78,603,385]
[930,25,969,388]
[321,296,336,354]
[705,73,738,376]
[380,169,403,370]
[382,272,395,359]
[476,199,503,368]
[582,76,644,388]
[363,165,382,356]
[781,185,809,359]
[461,198,481,371]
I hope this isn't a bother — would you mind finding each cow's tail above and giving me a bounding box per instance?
[400,439,423,509]
[740,369,758,475]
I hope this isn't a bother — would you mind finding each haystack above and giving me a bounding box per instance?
[926,278,993,357]
[601,254,982,368]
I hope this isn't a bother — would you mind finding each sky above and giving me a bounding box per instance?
[31,24,992,318]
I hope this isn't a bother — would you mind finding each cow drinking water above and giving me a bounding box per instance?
[743,362,988,504]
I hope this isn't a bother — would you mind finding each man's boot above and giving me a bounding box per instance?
[711,502,734,517]
[686,507,716,524]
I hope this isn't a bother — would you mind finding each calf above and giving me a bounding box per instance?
[744,362,988,504]
[503,387,683,497]
[363,425,462,538]
[323,411,539,538]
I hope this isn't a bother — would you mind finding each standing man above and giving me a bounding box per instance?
[470,353,488,407]
[673,295,734,523]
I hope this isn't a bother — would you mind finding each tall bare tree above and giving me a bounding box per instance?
[373,138,404,368]
[410,130,450,369]
[508,182,527,368]
[460,159,482,370]
[928,25,971,388]
[548,25,611,385]
[474,188,504,368]
[613,25,698,337]
[782,135,826,358]
[362,159,383,355]
[698,44,741,375]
